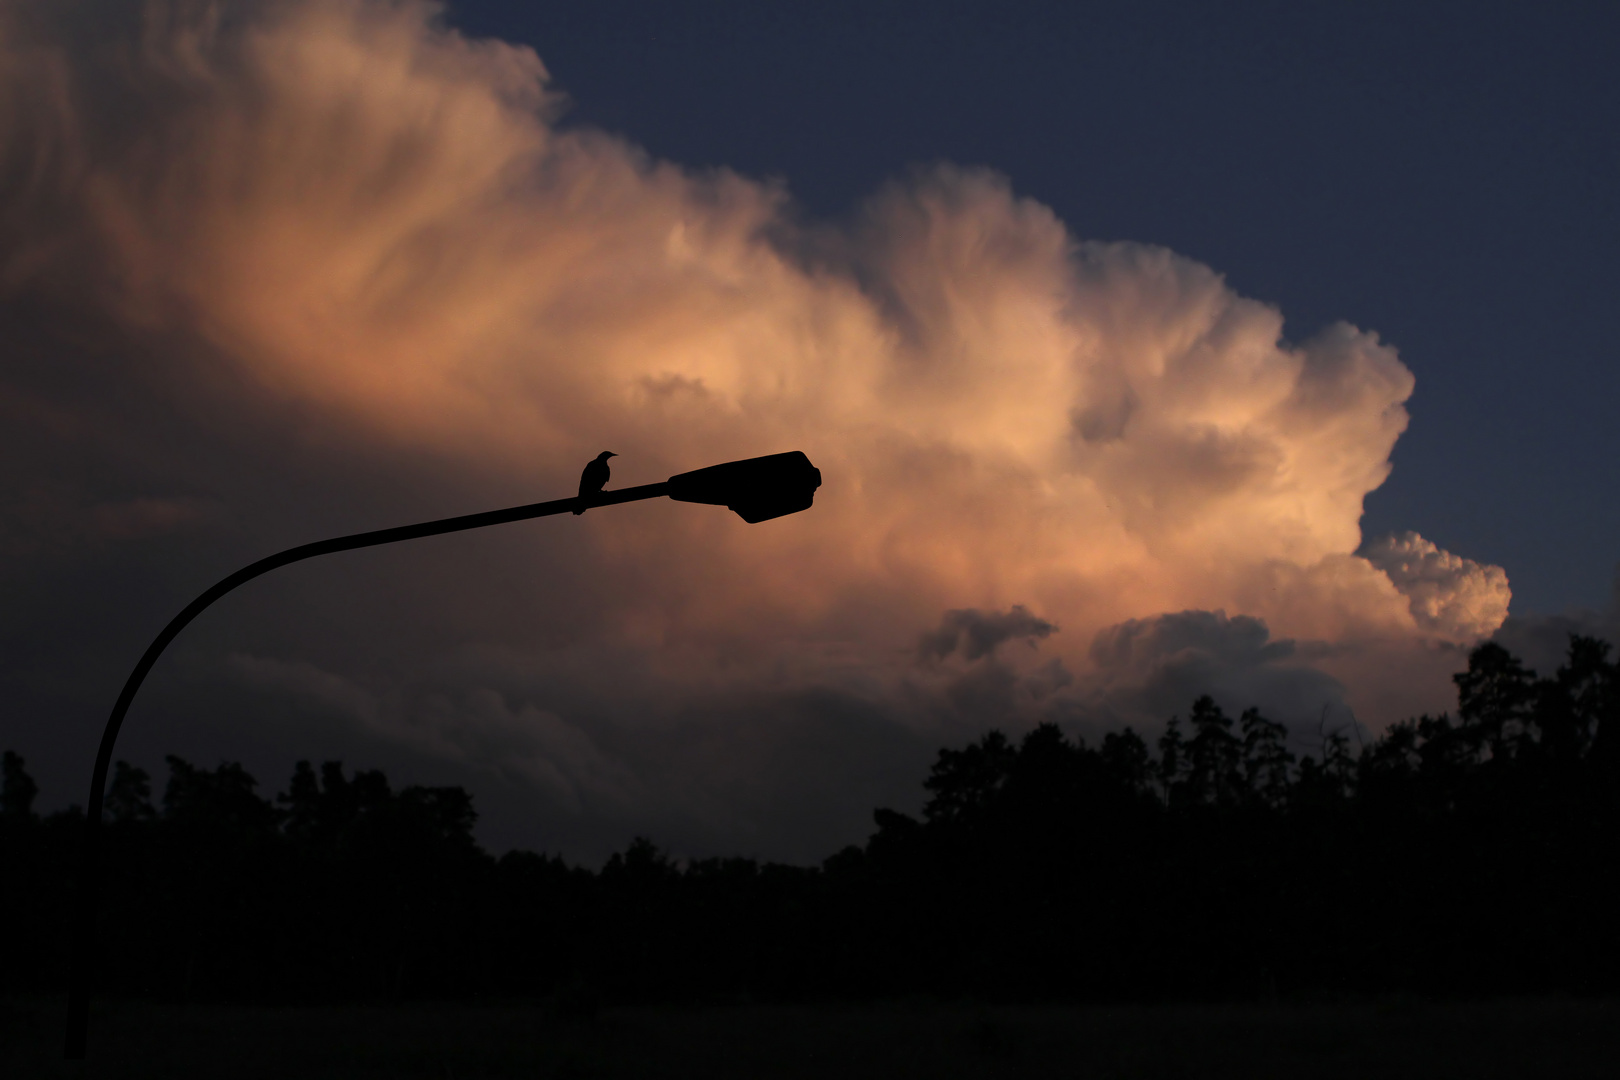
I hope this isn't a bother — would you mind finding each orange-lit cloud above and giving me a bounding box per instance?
[0,0,1511,857]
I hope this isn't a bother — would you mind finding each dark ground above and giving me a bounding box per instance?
[5,996,1619,1079]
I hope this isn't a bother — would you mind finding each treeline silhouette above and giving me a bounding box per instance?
[4,636,1618,1006]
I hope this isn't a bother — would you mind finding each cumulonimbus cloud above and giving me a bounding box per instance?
[0,0,1511,857]
[1363,531,1512,641]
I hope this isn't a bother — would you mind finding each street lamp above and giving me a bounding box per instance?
[63,450,822,1059]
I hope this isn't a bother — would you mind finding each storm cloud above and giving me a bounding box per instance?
[919,606,1057,663]
[0,0,1512,859]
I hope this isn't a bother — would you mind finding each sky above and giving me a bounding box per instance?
[2,0,1616,862]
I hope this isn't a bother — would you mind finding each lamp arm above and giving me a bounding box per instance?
[63,481,668,1058]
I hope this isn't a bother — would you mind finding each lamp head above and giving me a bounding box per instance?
[667,451,822,523]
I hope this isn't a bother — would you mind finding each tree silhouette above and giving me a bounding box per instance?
[1561,636,1620,767]
[922,730,1016,826]
[2,749,38,822]
[1454,641,1537,759]
[1240,707,1294,810]
[1182,695,1245,808]
[13,633,1620,1009]
[1156,715,1186,802]
[106,761,156,823]
[1100,727,1154,796]
[162,756,279,836]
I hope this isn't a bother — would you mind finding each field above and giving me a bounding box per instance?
[5,996,1619,1079]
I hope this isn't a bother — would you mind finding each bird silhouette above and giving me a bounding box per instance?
[575,451,616,514]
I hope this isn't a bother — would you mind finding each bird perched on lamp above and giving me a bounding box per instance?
[575,451,616,514]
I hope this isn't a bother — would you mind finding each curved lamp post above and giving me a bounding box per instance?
[63,450,822,1059]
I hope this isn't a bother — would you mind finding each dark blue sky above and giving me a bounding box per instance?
[448,0,1619,616]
